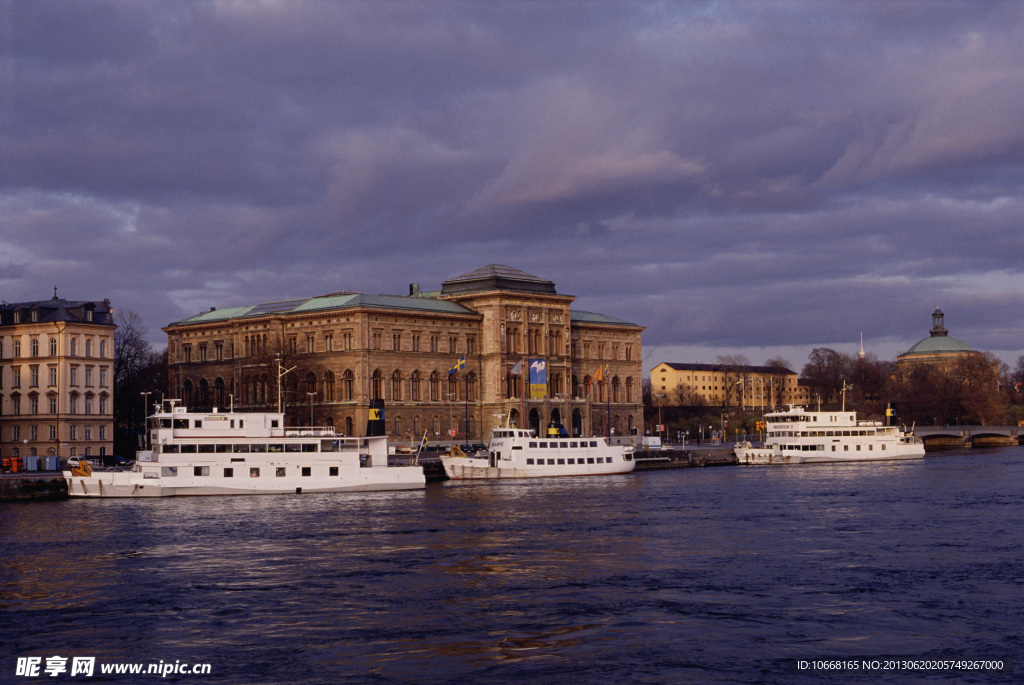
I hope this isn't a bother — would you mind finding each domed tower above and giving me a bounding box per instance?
[896,307,977,370]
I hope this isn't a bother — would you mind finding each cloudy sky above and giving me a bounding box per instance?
[2,1,1023,373]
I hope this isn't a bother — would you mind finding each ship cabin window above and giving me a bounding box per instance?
[216,445,230,453]
[276,467,286,477]
[268,444,284,453]
[557,458,565,464]
[271,420,280,428]
[224,468,234,477]
[194,466,210,476]
[547,459,555,464]
[233,444,250,453]
[180,444,197,453]
[511,445,522,450]
[329,466,339,476]
[174,419,189,429]
[301,467,312,476]
[567,458,575,464]
[251,444,267,452]
[198,445,215,453]
[250,468,260,477]
[529,441,537,448]
[589,441,598,447]
[302,444,316,452]
[881,445,887,451]
[587,458,595,464]
[570,442,578,448]
[194,421,202,428]
[162,445,180,453]
[285,443,302,452]
[159,419,171,428]
[160,467,177,477]
[526,459,535,465]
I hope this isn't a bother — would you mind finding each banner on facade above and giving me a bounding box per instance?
[529,359,547,399]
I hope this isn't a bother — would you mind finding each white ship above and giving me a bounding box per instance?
[734,405,925,465]
[441,423,635,480]
[64,402,425,497]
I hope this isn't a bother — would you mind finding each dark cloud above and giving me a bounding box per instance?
[2,0,1023,371]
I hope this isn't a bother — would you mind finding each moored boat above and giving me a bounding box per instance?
[441,420,635,480]
[64,401,424,497]
[734,405,924,465]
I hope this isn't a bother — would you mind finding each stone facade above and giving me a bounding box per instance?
[0,296,115,466]
[164,266,644,443]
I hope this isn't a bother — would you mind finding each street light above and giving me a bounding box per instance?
[446,392,456,441]
[654,393,665,438]
[140,391,151,450]
[306,391,317,428]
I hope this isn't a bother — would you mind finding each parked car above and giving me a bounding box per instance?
[100,455,134,469]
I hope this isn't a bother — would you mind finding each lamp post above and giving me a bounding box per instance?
[654,393,664,439]
[140,391,151,450]
[446,392,456,442]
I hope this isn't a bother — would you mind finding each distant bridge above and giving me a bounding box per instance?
[911,425,1022,449]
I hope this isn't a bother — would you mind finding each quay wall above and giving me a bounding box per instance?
[0,473,68,502]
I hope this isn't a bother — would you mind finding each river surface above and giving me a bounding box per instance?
[2,447,1022,684]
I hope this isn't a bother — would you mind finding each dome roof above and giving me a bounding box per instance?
[898,307,975,359]
[902,334,975,356]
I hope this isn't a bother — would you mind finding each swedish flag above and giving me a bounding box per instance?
[448,355,466,375]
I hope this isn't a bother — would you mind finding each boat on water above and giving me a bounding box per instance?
[734,405,925,465]
[64,401,425,497]
[441,420,635,480]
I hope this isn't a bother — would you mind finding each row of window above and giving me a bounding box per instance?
[0,336,107,359]
[5,424,107,442]
[769,429,886,438]
[527,440,600,449]
[0,365,109,389]
[780,444,886,452]
[524,456,617,465]
[160,465,342,478]
[159,442,325,454]
[2,445,106,458]
[0,393,109,416]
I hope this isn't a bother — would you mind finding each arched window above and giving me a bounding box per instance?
[99,340,107,358]
[411,371,421,401]
[214,377,226,407]
[85,340,92,357]
[69,338,77,356]
[391,370,402,401]
[305,371,317,398]
[466,371,477,402]
[183,380,194,407]
[612,376,621,403]
[50,338,57,356]
[344,416,353,436]
[626,377,634,403]
[323,371,335,402]
[371,369,383,400]
[447,375,458,402]
[342,370,354,401]
[429,372,440,402]
[199,378,209,408]
[572,375,580,399]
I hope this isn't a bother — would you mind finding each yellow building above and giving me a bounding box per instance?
[650,362,808,409]
[164,266,644,441]
[0,296,116,468]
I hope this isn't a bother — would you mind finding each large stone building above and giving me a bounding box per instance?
[0,295,115,467]
[164,266,644,442]
[651,362,809,409]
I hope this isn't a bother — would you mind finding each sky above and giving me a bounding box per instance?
[2,1,1023,375]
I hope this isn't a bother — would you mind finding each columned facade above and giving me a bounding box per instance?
[164,266,644,443]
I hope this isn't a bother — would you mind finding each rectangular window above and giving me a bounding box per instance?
[161,467,178,477]
[302,467,311,477]
[276,467,286,477]
[250,467,260,477]
[329,466,339,476]
[224,468,234,477]
[194,466,210,476]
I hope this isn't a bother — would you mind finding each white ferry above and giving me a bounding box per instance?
[734,405,925,465]
[64,402,425,497]
[441,423,635,480]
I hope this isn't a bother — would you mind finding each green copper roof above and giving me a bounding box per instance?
[168,293,477,327]
[572,310,641,327]
[902,334,975,356]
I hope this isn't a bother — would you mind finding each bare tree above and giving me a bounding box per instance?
[113,310,166,455]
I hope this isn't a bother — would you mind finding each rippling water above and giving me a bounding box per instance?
[3,448,1022,683]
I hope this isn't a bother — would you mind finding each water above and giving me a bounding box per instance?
[3,448,1022,684]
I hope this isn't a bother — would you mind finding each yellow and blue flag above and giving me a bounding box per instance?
[448,355,466,375]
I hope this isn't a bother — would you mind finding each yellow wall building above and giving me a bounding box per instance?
[0,296,115,467]
[651,362,809,410]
